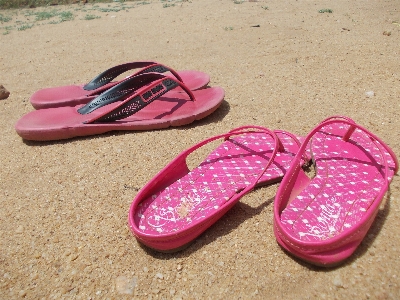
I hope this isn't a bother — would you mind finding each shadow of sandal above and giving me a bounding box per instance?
[138,195,276,260]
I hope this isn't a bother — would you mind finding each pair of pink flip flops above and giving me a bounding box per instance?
[128,116,398,267]
[15,61,224,141]
[15,63,398,266]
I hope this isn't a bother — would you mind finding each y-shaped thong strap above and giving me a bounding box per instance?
[78,73,195,123]
[83,61,183,92]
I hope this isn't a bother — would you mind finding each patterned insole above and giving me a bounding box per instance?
[134,131,301,235]
[281,124,396,242]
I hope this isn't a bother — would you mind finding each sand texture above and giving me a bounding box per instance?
[1,0,400,298]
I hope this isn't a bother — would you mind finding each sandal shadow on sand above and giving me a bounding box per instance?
[30,61,210,109]
[16,73,224,141]
[273,116,398,267]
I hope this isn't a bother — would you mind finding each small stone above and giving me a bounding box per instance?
[115,276,137,295]
[0,85,10,100]
[155,273,164,279]
[365,91,375,98]
[333,275,344,288]
[177,264,182,271]
[170,289,176,295]
[15,225,24,233]
[19,290,27,297]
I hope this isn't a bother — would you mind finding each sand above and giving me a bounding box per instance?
[1,0,400,298]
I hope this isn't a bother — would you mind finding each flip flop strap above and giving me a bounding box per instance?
[227,126,311,166]
[319,115,357,125]
[80,73,195,123]
[294,118,397,188]
[83,61,183,92]
[318,115,398,173]
[317,115,357,141]
[178,126,283,197]
[273,129,311,164]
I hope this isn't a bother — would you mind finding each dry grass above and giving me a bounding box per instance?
[0,0,130,10]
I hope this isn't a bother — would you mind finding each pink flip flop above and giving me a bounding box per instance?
[128,126,307,252]
[16,73,224,141]
[30,61,210,109]
[274,116,398,267]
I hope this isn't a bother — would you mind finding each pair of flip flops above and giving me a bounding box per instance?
[15,63,398,266]
[15,61,225,141]
[128,116,398,267]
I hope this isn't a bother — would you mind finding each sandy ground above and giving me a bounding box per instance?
[1,0,400,298]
